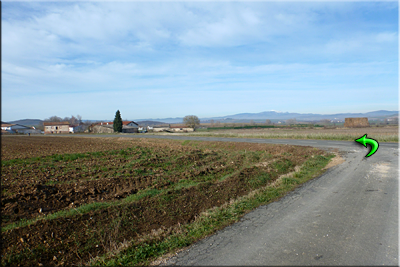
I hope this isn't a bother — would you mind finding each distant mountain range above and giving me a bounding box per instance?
[134,120,167,126]
[5,110,398,126]
[4,119,44,126]
[139,110,398,123]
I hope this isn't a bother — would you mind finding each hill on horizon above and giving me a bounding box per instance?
[5,110,398,125]
[5,119,44,126]
[140,110,398,123]
[134,120,167,126]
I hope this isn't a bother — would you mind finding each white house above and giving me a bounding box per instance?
[1,123,13,131]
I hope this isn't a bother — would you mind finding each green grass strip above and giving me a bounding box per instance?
[1,147,144,167]
[90,154,334,266]
[1,188,163,233]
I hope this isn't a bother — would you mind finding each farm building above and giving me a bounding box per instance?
[153,126,171,132]
[170,125,195,132]
[44,121,70,134]
[122,125,139,133]
[1,123,39,134]
[93,121,139,133]
[92,124,113,133]
[344,117,370,128]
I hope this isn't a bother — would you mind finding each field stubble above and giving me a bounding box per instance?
[2,136,333,266]
[152,125,398,142]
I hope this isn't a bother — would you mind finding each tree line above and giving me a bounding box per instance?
[44,115,83,124]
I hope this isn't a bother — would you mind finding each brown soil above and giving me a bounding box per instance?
[1,136,328,266]
[1,136,139,161]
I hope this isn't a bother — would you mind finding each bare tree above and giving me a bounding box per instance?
[265,119,271,125]
[76,115,82,124]
[210,119,214,127]
[250,120,255,125]
[45,116,63,122]
[69,115,77,124]
[183,115,200,130]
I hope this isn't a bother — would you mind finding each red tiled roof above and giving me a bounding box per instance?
[43,121,70,126]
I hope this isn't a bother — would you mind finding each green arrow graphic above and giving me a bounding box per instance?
[355,134,379,157]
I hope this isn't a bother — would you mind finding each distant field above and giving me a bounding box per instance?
[151,125,398,142]
[1,136,334,266]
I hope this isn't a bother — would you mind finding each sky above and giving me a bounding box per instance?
[2,1,398,122]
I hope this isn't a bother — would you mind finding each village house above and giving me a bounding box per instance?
[1,123,40,134]
[44,121,70,134]
[1,123,14,134]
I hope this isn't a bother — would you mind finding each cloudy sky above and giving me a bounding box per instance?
[2,1,398,122]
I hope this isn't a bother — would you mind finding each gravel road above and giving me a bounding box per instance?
[74,134,399,265]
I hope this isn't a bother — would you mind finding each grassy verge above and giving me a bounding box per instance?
[90,154,334,266]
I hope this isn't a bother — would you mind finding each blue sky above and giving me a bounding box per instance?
[2,1,398,121]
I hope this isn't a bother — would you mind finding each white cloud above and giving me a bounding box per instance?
[1,2,398,121]
[375,32,397,43]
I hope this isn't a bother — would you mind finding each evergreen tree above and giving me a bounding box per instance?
[113,110,123,133]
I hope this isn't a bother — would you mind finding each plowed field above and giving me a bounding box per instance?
[1,136,330,266]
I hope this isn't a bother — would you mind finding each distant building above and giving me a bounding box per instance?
[93,121,139,133]
[1,123,39,134]
[1,123,14,132]
[153,126,171,132]
[169,125,195,132]
[44,121,70,134]
[92,124,114,134]
[387,116,399,124]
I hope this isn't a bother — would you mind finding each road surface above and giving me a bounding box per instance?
[74,134,399,265]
